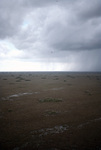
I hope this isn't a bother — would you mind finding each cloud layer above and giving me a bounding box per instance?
[0,0,101,71]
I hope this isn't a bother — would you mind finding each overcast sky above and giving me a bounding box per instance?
[0,0,101,71]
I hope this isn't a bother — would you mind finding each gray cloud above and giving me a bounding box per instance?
[77,0,101,20]
[0,0,64,39]
[0,0,101,71]
[0,0,27,38]
[43,0,101,51]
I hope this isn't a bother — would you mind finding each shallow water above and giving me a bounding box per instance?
[31,125,69,137]
[51,87,64,91]
[77,117,101,128]
[1,92,33,100]
[9,92,33,97]
[31,117,101,138]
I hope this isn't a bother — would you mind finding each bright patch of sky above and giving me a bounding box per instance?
[22,20,30,29]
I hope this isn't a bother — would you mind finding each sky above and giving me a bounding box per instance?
[0,0,101,71]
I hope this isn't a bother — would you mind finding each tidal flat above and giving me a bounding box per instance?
[0,72,101,150]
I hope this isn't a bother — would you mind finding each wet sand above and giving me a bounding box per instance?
[0,72,101,150]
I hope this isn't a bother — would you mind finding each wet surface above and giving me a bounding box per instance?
[15,117,101,150]
[44,110,61,116]
[9,92,33,97]
[1,92,39,100]
[51,87,64,91]
[0,72,101,150]
[77,117,101,128]
[31,125,69,137]
[30,117,101,139]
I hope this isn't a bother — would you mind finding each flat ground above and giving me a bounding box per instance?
[0,72,101,150]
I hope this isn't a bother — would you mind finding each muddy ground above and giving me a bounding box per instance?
[0,72,101,150]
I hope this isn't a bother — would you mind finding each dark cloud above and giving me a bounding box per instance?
[0,0,26,38]
[23,0,75,7]
[0,0,77,39]
[77,0,101,20]
[0,0,101,71]
[72,50,101,71]
[43,0,101,51]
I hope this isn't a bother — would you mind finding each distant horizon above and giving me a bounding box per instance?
[0,71,101,73]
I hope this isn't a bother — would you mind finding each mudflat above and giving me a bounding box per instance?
[0,72,101,150]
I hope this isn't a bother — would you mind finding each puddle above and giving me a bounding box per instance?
[51,87,64,91]
[77,117,101,128]
[1,91,40,101]
[31,117,101,138]
[44,110,70,116]
[9,92,33,98]
[31,125,69,137]
[44,87,64,92]
[1,92,33,100]
[13,117,101,150]
[34,91,39,94]
[7,92,33,100]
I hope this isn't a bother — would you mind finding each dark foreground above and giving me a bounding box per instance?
[0,72,101,150]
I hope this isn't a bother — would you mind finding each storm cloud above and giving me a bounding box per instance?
[0,0,101,71]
